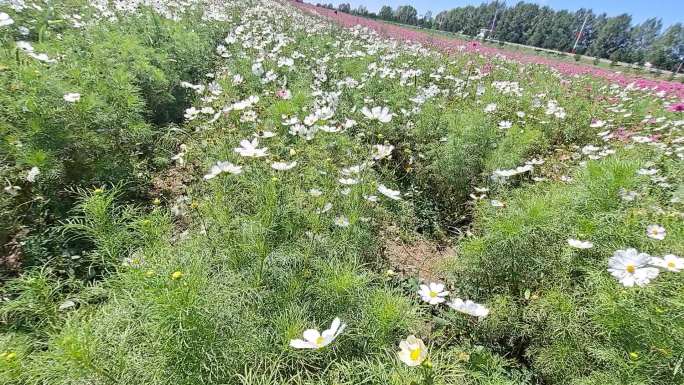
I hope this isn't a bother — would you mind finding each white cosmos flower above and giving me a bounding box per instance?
[309,189,323,197]
[289,317,346,350]
[276,89,292,99]
[637,168,658,176]
[203,161,242,180]
[447,298,490,318]
[334,216,350,227]
[418,282,449,305]
[271,161,297,171]
[343,119,357,129]
[608,248,659,287]
[590,119,606,128]
[484,103,497,113]
[317,202,333,214]
[262,70,277,84]
[397,335,427,367]
[184,107,199,120]
[26,166,40,182]
[0,12,14,27]
[373,144,394,160]
[619,189,638,202]
[378,184,401,200]
[316,106,335,121]
[650,254,683,272]
[341,164,365,175]
[234,138,268,158]
[338,178,358,185]
[581,145,600,155]
[319,125,342,133]
[16,41,34,52]
[4,185,21,196]
[361,106,393,123]
[646,224,666,240]
[277,57,294,67]
[498,120,512,129]
[28,52,56,63]
[567,239,593,249]
[492,164,533,179]
[58,300,76,311]
[303,113,318,126]
[251,62,264,76]
[63,93,81,103]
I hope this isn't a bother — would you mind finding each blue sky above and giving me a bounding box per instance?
[316,0,683,27]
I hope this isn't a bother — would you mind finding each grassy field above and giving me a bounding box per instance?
[1,1,683,384]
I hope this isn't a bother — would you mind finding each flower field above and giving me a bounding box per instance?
[0,1,682,385]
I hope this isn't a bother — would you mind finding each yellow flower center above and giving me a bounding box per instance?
[667,261,675,269]
[316,336,325,346]
[410,348,422,361]
[626,264,636,274]
[429,291,437,298]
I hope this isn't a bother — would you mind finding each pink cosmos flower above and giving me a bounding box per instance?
[667,102,684,112]
[276,89,292,100]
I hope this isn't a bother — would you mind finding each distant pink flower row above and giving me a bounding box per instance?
[292,2,684,101]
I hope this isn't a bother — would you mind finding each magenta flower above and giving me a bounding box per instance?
[667,102,684,112]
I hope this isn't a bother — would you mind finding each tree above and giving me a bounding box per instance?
[544,10,575,51]
[493,3,541,44]
[630,18,662,63]
[419,11,433,29]
[589,14,633,61]
[395,5,418,26]
[648,23,684,70]
[526,6,555,47]
[434,11,448,30]
[337,3,351,13]
[378,5,393,21]
[353,5,369,17]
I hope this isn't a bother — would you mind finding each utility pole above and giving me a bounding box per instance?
[572,12,590,54]
[488,1,500,40]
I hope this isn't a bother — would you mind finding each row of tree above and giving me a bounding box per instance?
[320,2,684,72]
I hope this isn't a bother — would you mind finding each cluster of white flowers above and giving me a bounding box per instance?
[491,164,534,180]
[361,106,393,123]
[0,12,15,27]
[491,81,522,96]
[608,248,681,287]
[203,161,242,180]
[419,282,489,318]
[121,0,684,374]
